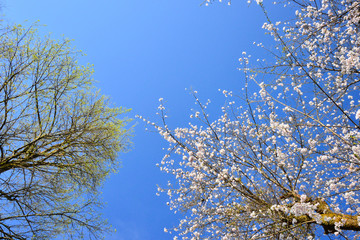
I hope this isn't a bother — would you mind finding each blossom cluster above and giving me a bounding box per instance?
[142,0,360,239]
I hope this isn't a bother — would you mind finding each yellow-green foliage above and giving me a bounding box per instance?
[0,24,132,240]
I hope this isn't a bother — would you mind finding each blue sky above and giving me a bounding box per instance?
[4,0,280,239]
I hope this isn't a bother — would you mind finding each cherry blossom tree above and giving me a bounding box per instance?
[142,0,360,239]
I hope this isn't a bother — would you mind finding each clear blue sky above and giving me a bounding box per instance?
[4,0,281,239]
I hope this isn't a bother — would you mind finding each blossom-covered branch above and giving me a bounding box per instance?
[143,0,360,239]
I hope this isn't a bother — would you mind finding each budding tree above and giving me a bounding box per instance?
[144,0,360,239]
[0,25,131,239]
